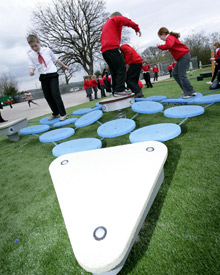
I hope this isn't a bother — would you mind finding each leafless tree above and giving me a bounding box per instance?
[29,0,109,76]
[0,73,18,96]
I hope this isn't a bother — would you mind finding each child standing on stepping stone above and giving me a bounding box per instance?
[101,12,141,97]
[27,34,68,121]
[157,27,197,99]
[120,44,144,98]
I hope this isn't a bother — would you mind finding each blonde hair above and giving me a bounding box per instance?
[27,34,39,44]
[158,27,180,38]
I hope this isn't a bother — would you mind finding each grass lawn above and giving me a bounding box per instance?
[1,68,220,275]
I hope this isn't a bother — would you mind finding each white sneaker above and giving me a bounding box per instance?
[206,81,212,85]
[183,95,193,99]
[59,115,68,121]
[48,114,60,120]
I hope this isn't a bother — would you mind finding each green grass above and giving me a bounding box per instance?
[1,68,220,275]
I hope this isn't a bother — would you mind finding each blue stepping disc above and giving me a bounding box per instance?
[132,101,163,114]
[92,105,102,111]
[20,125,50,135]
[97,118,136,138]
[39,128,75,143]
[193,94,220,104]
[52,138,102,157]
[53,118,78,128]
[75,110,103,128]
[40,117,60,125]
[144,95,167,101]
[129,123,181,143]
[73,108,92,116]
[95,102,102,107]
[161,98,188,104]
[164,105,205,118]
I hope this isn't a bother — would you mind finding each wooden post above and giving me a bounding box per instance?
[211,50,215,76]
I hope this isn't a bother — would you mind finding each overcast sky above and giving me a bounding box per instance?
[1,0,220,91]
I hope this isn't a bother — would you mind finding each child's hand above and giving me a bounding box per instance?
[64,65,69,70]
[136,30,141,37]
[29,69,35,76]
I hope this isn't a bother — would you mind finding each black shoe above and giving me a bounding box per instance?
[134,91,144,98]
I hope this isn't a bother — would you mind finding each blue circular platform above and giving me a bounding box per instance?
[52,138,102,157]
[164,105,205,118]
[75,110,103,128]
[193,94,220,104]
[53,118,78,128]
[40,116,60,125]
[97,118,136,138]
[72,108,93,116]
[92,105,102,111]
[39,128,75,143]
[137,95,167,102]
[161,98,188,104]
[131,101,164,114]
[19,125,50,135]
[129,123,181,143]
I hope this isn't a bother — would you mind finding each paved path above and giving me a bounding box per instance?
[1,75,170,122]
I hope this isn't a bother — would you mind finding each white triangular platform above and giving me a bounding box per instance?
[49,141,168,274]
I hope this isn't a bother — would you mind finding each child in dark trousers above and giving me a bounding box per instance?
[142,62,152,88]
[97,75,106,98]
[101,12,141,96]
[83,76,93,101]
[120,44,144,98]
[27,34,69,121]
[157,27,197,99]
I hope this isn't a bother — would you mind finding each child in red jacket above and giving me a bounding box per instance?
[142,62,152,88]
[157,27,196,98]
[91,75,99,99]
[120,44,144,98]
[168,64,173,77]
[152,64,159,81]
[101,12,141,96]
[83,76,93,101]
[97,75,106,98]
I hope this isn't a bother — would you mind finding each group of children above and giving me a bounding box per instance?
[24,12,202,123]
[83,73,112,101]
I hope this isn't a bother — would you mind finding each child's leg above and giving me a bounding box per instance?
[41,78,60,116]
[102,49,126,93]
[173,54,195,95]
[126,63,142,94]
[49,76,66,116]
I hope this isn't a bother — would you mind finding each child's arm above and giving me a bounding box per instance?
[57,59,69,70]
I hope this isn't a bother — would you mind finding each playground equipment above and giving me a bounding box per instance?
[0,117,28,141]
[49,141,168,275]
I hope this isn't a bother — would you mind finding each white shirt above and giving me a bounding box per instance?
[28,47,58,74]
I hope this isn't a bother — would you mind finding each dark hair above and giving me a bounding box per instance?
[158,27,180,38]
[111,12,122,17]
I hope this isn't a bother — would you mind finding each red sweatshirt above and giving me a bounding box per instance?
[120,44,142,65]
[101,16,140,53]
[158,34,189,61]
[168,65,172,70]
[98,78,105,86]
[83,79,91,89]
[153,66,159,73]
[138,80,143,88]
[215,48,220,60]
[142,64,150,72]
[91,79,98,87]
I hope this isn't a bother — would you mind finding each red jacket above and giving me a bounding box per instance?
[168,65,172,70]
[172,61,177,68]
[158,34,189,61]
[215,48,220,60]
[83,79,91,89]
[120,44,142,65]
[101,16,140,53]
[98,78,105,86]
[142,64,150,72]
[91,79,98,87]
[153,66,159,73]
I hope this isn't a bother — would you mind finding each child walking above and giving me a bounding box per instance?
[142,62,152,88]
[120,44,144,98]
[27,34,69,121]
[157,27,196,99]
[23,91,39,107]
[83,76,93,101]
[101,12,141,96]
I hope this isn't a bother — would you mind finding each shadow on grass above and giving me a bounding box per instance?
[120,141,182,275]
